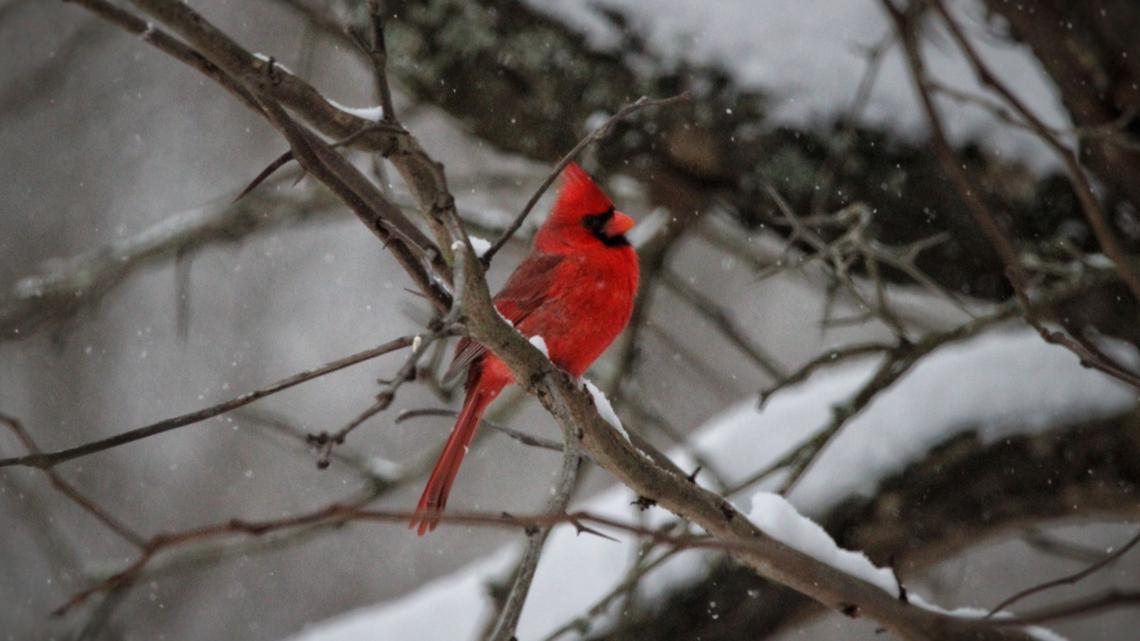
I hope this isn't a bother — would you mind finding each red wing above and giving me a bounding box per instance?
[444,253,565,384]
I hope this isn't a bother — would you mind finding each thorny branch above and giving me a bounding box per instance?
[445,191,1038,640]
[307,326,453,468]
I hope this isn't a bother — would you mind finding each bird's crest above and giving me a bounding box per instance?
[553,163,613,220]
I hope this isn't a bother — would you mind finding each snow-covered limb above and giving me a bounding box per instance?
[325,97,384,123]
[582,379,624,434]
[468,235,492,258]
[746,491,900,596]
[287,329,1129,641]
[746,491,1069,641]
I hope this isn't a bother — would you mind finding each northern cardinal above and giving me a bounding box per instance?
[411,163,639,534]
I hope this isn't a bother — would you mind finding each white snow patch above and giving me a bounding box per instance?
[744,492,1070,640]
[325,98,384,122]
[584,110,613,132]
[583,379,626,437]
[366,456,404,480]
[252,52,293,74]
[700,329,1137,513]
[747,491,899,595]
[525,0,1069,171]
[468,235,492,258]
[283,328,1130,641]
[627,207,668,249]
[907,594,1070,641]
[527,334,549,357]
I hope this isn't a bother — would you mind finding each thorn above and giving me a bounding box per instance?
[686,466,702,484]
[572,520,619,542]
[719,501,735,521]
[632,496,657,511]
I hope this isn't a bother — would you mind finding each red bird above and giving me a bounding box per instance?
[411,163,639,534]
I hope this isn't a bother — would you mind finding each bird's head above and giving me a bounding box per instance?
[534,163,635,252]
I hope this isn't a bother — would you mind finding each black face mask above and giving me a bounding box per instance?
[581,208,631,247]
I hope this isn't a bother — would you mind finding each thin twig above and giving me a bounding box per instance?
[308,329,448,468]
[991,589,1140,626]
[51,504,706,616]
[0,413,146,548]
[776,307,1016,494]
[486,432,583,641]
[539,533,684,641]
[759,342,895,408]
[1021,530,1110,564]
[988,528,1140,617]
[396,408,568,455]
[931,0,1140,302]
[363,0,397,124]
[881,0,1140,392]
[0,337,415,470]
[236,408,379,476]
[660,269,786,379]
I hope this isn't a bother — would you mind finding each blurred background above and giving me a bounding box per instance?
[1,1,1138,640]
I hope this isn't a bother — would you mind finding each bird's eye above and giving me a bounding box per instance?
[581,208,615,236]
[581,208,629,247]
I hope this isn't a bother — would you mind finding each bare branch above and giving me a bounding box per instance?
[0,337,414,470]
[0,413,146,548]
[396,408,568,456]
[359,0,398,125]
[1,188,336,340]
[988,528,1140,617]
[660,269,786,379]
[994,589,1140,627]
[308,325,453,468]
[486,433,583,641]
[758,342,895,408]
[447,197,1036,639]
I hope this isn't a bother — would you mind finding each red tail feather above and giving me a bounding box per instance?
[410,384,498,535]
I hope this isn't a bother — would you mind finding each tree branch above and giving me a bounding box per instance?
[487,433,583,641]
[988,528,1140,617]
[0,413,146,548]
[0,336,414,470]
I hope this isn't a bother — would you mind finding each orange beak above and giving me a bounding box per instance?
[605,210,636,237]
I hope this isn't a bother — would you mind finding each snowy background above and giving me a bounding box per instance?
[1,0,1137,640]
